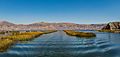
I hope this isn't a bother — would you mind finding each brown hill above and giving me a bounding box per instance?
[0,21,106,31]
[102,22,120,30]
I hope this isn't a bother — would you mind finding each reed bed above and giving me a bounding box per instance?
[0,32,5,34]
[64,30,96,38]
[0,39,14,52]
[98,30,120,33]
[2,32,44,41]
[0,30,57,52]
[42,30,57,34]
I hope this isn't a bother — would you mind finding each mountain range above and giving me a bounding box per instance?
[0,21,107,31]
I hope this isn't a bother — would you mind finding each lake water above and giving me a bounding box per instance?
[0,31,120,57]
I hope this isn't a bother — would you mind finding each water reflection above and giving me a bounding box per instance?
[0,31,120,57]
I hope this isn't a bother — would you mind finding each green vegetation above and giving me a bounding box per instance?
[98,30,120,33]
[0,39,14,52]
[2,32,44,41]
[98,30,114,32]
[0,32,5,34]
[0,30,57,52]
[42,30,57,34]
[64,30,96,38]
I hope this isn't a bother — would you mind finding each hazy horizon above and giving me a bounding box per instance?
[0,20,120,24]
[0,0,120,24]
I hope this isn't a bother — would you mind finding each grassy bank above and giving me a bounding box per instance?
[64,30,96,38]
[0,30,57,52]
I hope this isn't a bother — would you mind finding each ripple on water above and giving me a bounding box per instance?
[0,31,120,57]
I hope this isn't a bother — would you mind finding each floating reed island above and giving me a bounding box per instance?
[0,30,57,52]
[64,30,96,38]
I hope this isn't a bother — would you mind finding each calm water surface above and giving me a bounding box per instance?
[0,31,120,57]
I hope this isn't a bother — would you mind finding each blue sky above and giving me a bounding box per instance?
[0,0,120,24]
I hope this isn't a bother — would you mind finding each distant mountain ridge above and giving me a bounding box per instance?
[0,21,15,26]
[0,21,106,31]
